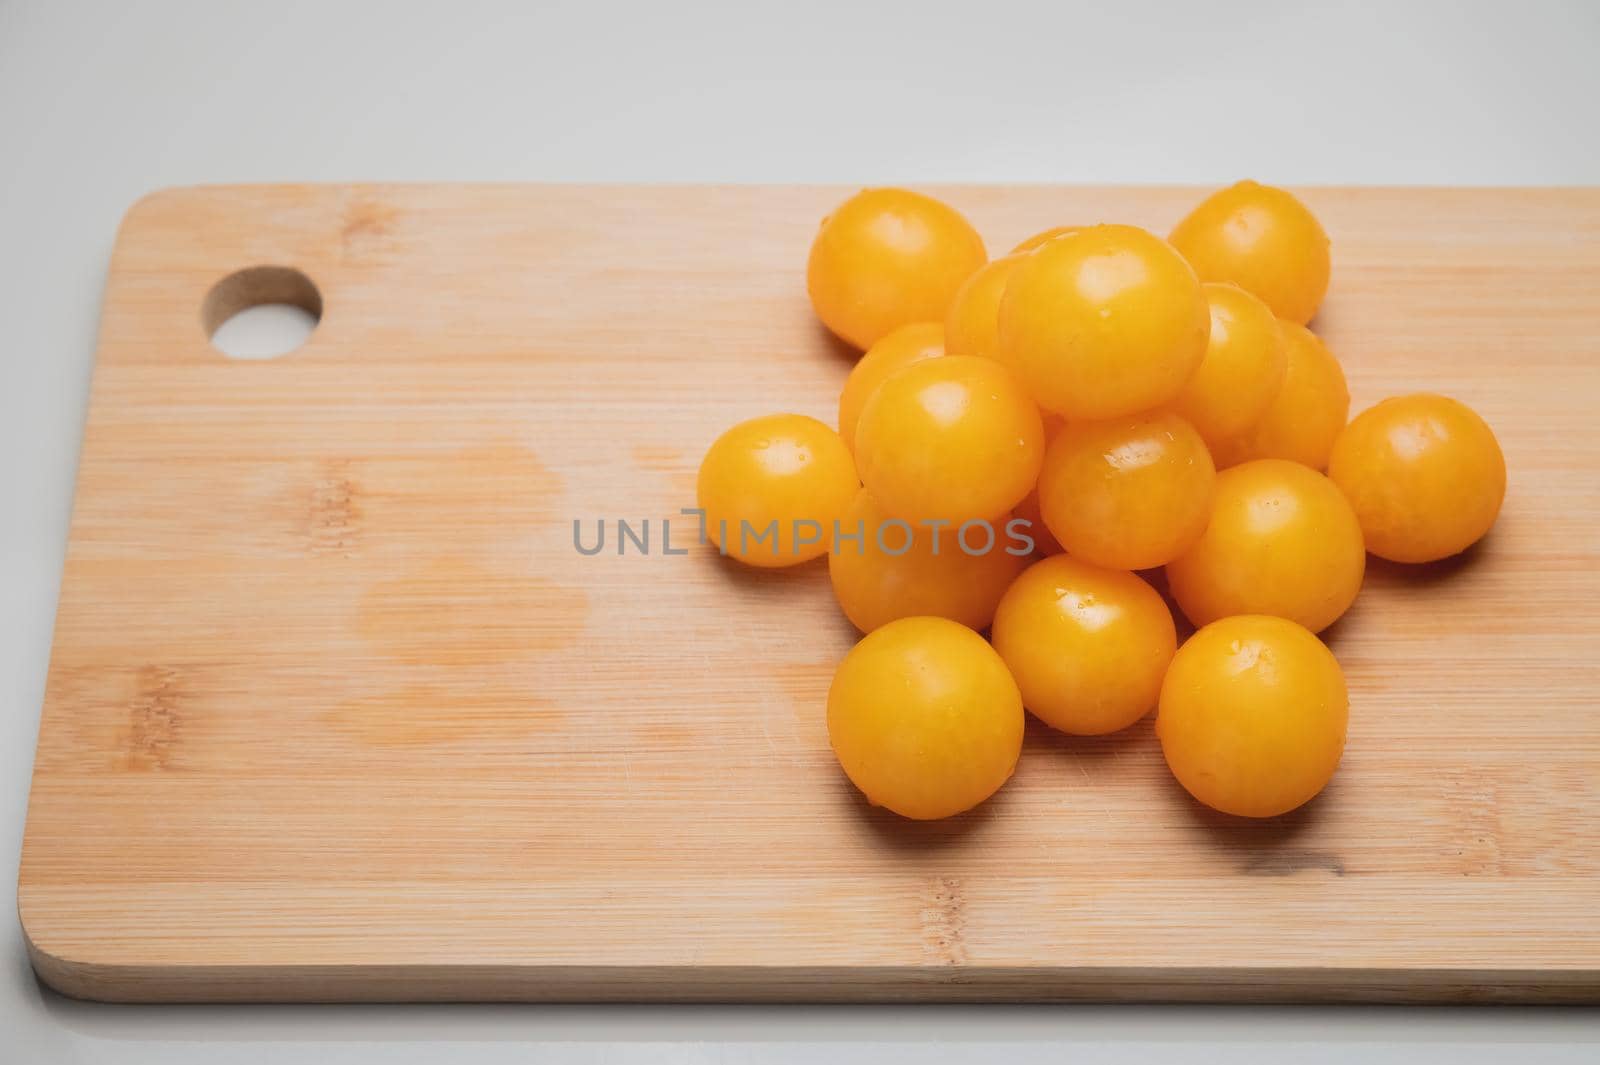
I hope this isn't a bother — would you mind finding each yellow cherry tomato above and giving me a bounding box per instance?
[991,556,1176,736]
[1169,283,1287,449]
[944,254,1026,374]
[1167,459,1365,633]
[828,616,1024,820]
[696,414,858,567]
[1010,225,1081,253]
[1214,322,1349,471]
[1328,393,1506,563]
[1157,615,1347,818]
[1038,411,1215,570]
[998,224,1209,420]
[1169,180,1331,325]
[828,489,1027,633]
[855,355,1045,524]
[807,188,987,351]
[837,322,945,452]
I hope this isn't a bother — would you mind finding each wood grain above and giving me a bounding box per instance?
[17,184,1600,1002]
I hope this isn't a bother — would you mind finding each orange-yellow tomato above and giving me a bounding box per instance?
[1214,322,1349,471]
[828,489,1028,633]
[828,616,1024,820]
[1011,225,1081,253]
[1157,615,1348,818]
[807,188,987,351]
[1169,180,1331,325]
[696,414,858,567]
[998,224,1209,420]
[944,254,1026,373]
[991,556,1176,736]
[1167,459,1365,633]
[837,322,945,452]
[1038,411,1216,570]
[855,355,1045,524]
[1169,283,1287,448]
[1328,393,1507,563]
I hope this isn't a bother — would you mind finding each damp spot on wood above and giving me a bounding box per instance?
[358,558,587,666]
[368,443,563,538]
[340,195,401,259]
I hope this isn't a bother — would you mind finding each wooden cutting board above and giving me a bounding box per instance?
[18,185,1600,1003]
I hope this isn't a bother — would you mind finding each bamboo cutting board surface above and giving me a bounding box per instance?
[18,184,1600,1003]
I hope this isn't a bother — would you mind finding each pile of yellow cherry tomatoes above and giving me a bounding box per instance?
[697,181,1507,821]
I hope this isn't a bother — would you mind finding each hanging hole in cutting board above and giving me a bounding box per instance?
[203,265,322,359]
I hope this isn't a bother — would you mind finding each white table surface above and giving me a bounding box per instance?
[3,0,1598,1060]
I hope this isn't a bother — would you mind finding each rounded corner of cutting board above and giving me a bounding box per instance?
[113,184,214,244]
[18,890,122,1004]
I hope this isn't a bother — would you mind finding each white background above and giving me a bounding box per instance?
[3,0,1599,1060]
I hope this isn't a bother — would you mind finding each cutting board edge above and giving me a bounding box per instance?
[24,938,1600,1005]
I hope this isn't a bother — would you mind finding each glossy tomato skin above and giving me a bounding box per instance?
[1328,393,1506,563]
[837,322,945,453]
[696,414,858,567]
[1169,180,1331,325]
[827,616,1024,820]
[807,188,987,351]
[1037,411,1216,571]
[991,556,1176,736]
[944,254,1026,374]
[1157,615,1348,818]
[998,224,1209,421]
[828,489,1026,634]
[855,355,1045,525]
[1167,459,1365,633]
[1170,283,1287,449]
[1213,322,1349,471]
